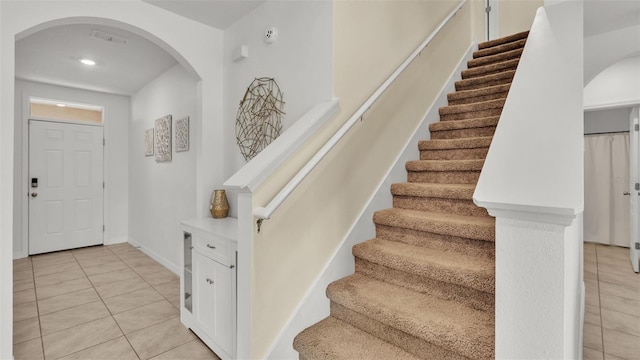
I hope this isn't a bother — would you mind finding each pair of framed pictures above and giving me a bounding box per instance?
[145,115,189,161]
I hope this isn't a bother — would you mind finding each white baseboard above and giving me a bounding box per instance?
[266,43,478,359]
[104,236,129,246]
[128,237,181,276]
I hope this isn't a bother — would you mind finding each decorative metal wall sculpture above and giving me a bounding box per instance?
[236,77,285,161]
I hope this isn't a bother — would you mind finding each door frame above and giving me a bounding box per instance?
[20,94,108,258]
[630,105,640,272]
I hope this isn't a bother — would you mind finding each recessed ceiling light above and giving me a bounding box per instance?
[56,104,66,107]
[79,58,96,66]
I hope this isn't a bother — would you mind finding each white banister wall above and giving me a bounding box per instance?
[473,1,583,358]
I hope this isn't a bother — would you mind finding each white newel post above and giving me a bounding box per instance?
[488,209,582,359]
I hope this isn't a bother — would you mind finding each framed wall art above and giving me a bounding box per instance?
[175,116,189,152]
[155,115,172,162]
[144,128,154,156]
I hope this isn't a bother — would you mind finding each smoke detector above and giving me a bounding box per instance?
[89,29,128,45]
[264,26,278,44]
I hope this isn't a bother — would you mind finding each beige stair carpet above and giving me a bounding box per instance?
[294,30,529,359]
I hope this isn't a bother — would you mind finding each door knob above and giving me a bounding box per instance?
[30,192,38,197]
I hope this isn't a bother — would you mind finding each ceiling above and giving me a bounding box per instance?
[584,0,640,37]
[15,1,265,96]
[15,24,178,95]
[143,0,265,30]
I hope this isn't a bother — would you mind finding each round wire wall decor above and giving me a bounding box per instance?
[236,77,285,162]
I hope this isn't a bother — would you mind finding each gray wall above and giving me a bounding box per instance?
[584,107,632,134]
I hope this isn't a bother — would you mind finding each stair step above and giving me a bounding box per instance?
[440,98,505,121]
[373,208,495,242]
[327,274,495,360]
[462,58,520,80]
[391,182,489,216]
[293,316,422,360]
[429,116,499,140]
[419,137,492,160]
[419,136,493,150]
[473,38,526,59]
[406,159,484,184]
[468,48,523,69]
[455,70,515,92]
[478,30,529,50]
[353,238,495,294]
[448,83,510,106]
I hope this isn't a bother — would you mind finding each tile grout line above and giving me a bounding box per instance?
[76,245,144,360]
[109,246,191,358]
[16,244,206,360]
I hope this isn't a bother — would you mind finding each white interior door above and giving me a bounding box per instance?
[630,107,640,273]
[29,120,104,255]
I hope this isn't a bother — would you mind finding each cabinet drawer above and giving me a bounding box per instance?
[193,234,230,266]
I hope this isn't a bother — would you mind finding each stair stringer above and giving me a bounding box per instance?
[267,43,477,360]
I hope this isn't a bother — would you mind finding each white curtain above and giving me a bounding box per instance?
[584,133,630,247]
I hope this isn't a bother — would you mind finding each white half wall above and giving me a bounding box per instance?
[222,0,333,193]
[130,64,198,273]
[13,80,130,258]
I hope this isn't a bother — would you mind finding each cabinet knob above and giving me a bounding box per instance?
[206,244,216,249]
[206,278,214,284]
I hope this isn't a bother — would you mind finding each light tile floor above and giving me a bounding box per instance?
[584,242,640,360]
[13,243,220,360]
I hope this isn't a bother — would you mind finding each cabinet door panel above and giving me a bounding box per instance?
[213,260,233,354]
[193,251,216,337]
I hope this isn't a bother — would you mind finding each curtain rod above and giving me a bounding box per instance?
[585,131,630,135]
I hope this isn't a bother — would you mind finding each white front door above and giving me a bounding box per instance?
[28,120,104,255]
[630,106,640,273]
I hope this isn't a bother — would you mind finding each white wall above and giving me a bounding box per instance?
[222,0,333,188]
[584,25,640,85]
[130,64,198,273]
[584,56,640,111]
[12,80,130,258]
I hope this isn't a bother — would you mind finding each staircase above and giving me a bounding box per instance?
[293,31,529,359]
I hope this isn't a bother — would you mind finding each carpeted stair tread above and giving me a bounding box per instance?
[468,48,523,68]
[447,84,510,104]
[353,238,494,293]
[473,39,526,59]
[406,159,484,172]
[440,99,505,117]
[391,182,475,200]
[430,116,500,132]
[327,274,495,360]
[461,58,520,80]
[293,316,422,360]
[454,70,515,92]
[373,208,495,242]
[478,30,529,50]
[418,137,492,150]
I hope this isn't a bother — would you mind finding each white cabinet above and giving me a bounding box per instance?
[181,218,237,359]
